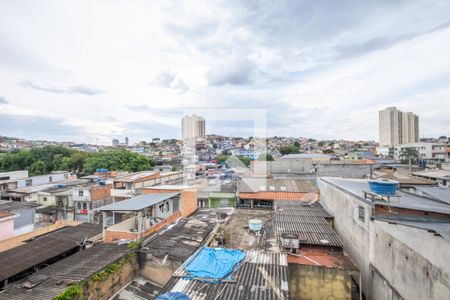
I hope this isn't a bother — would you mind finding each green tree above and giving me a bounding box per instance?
[217,154,230,164]
[279,145,300,155]
[257,153,274,161]
[399,147,419,173]
[29,160,47,176]
[237,155,251,167]
[322,149,335,154]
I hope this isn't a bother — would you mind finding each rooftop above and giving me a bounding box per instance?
[411,170,450,180]
[162,250,289,300]
[0,244,130,300]
[113,171,159,182]
[219,209,279,252]
[97,192,180,212]
[282,153,332,159]
[287,247,356,269]
[238,178,318,193]
[274,202,343,248]
[320,177,450,215]
[142,209,217,262]
[413,186,450,205]
[0,223,102,283]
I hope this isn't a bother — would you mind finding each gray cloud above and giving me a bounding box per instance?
[207,57,256,86]
[337,19,450,58]
[0,113,84,138]
[19,80,104,95]
[0,96,8,104]
[152,70,188,92]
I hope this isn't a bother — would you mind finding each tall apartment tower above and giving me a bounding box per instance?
[181,115,206,140]
[379,107,419,146]
[402,112,419,144]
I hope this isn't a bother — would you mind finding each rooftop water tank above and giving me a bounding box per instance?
[368,179,399,196]
[248,219,263,231]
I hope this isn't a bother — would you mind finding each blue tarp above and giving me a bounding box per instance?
[156,292,190,300]
[185,247,245,280]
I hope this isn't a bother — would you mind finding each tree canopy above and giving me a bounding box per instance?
[0,146,155,176]
[257,152,274,161]
[279,144,300,155]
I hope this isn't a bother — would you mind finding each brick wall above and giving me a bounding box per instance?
[91,184,112,201]
[180,189,198,217]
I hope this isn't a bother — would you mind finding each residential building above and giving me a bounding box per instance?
[379,107,419,146]
[98,190,198,242]
[392,142,448,162]
[258,156,374,179]
[317,177,450,299]
[0,200,35,236]
[181,114,205,140]
[0,171,70,201]
[237,178,319,209]
[111,171,183,201]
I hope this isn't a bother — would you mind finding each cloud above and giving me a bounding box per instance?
[19,80,104,95]
[207,56,256,86]
[0,96,8,104]
[0,113,84,139]
[151,70,189,92]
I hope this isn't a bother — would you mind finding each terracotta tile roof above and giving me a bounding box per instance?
[239,192,319,201]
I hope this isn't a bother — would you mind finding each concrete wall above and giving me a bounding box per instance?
[16,172,68,188]
[141,257,180,286]
[372,221,450,300]
[83,254,138,300]
[267,160,371,178]
[318,178,450,300]
[317,178,373,295]
[289,264,353,300]
[0,218,15,241]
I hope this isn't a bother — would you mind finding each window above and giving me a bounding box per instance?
[82,202,87,210]
[26,179,32,187]
[49,176,53,183]
[78,191,84,196]
[77,202,81,209]
[358,206,365,222]
[43,197,47,202]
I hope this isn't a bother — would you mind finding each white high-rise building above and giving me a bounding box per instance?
[181,115,205,140]
[379,107,419,146]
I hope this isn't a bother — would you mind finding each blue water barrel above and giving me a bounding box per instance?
[368,179,398,196]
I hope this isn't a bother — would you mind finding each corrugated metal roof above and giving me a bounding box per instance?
[239,192,319,201]
[163,250,289,300]
[143,210,217,262]
[0,244,130,300]
[97,192,180,211]
[239,178,318,193]
[0,223,102,283]
[273,203,343,248]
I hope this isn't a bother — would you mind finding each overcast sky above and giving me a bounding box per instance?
[1,0,449,144]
